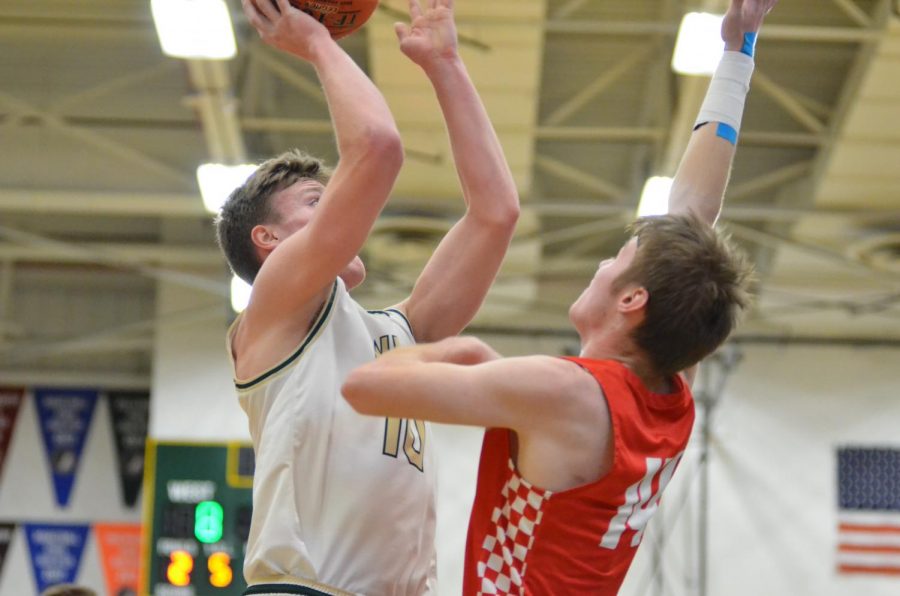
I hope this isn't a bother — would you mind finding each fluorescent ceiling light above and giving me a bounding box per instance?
[231,275,252,313]
[151,0,237,60]
[196,163,257,213]
[672,12,724,76]
[637,176,673,217]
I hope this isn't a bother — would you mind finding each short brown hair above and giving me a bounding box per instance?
[215,149,332,284]
[613,213,754,377]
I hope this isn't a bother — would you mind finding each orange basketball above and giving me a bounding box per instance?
[290,0,379,40]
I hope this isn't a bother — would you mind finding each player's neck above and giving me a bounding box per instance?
[579,335,673,393]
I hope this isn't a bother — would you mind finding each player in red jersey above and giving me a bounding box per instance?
[343,1,776,593]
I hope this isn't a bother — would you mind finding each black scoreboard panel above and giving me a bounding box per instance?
[142,441,254,596]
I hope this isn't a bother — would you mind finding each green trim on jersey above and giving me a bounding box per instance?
[244,582,352,596]
[367,307,415,340]
[235,281,338,390]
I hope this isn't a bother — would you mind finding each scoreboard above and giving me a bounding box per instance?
[142,441,254,596]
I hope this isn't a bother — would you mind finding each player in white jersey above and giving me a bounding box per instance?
[218,1,520,594]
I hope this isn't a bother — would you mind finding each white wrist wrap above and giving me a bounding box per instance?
[694,51,755,132]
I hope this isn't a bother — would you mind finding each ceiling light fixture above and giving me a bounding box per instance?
[151,0,237,60]
[196,163,257,213]
[637,176,673,217]
[672,12,725,76]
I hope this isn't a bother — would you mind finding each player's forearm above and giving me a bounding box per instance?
[310,40,403,163]
[371,336,499,369]
[668,50,754,225]
[425,57,519,226]
[670,0,770,225]
[667,123,736,225]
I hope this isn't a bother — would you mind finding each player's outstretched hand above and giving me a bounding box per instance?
[395,0,459,71]
[242,0,333,61]
[722,0,778,52]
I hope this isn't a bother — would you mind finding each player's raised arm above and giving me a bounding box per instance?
[241,0,403,323]
[668,0,778,225]
[390,0,520,342]
[342,337,593,432]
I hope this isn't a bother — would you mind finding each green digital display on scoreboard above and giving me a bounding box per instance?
[142,441,254,596]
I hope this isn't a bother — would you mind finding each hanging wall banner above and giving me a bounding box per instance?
[95,523,141,596]
[34,388,98,507]
[0,387,24,483]
[0,523,15,581]
[108,392,149,508]
[25,523,90,593]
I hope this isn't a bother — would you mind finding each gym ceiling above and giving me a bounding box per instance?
[0,0,898,380]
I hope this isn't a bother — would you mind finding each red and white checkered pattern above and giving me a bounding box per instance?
[476,459,552,595]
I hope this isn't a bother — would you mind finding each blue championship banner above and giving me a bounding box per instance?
[34,388,99,507]
[25,523,90,593]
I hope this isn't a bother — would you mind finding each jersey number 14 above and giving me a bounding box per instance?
[599,453,683,549]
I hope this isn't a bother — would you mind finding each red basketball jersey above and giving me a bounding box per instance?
[463,357,695,595]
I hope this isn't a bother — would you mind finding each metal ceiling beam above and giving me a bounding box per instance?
[0,369,150,389]
[553,0,589,18]
[522,216,628,248]
[0,1,152,23]
[727,221,900,285]
[186,60,246,164]
[660,76,708,175]
[0,91,194,187]
[727,160,814,201]
[535,126,824,147]
[543,45,657,126]
[0,242,223,266]
[2,189,896,222]
[752,70,827,133]
[249,45,327,106]
[749,0,895,297]
[1,4,888,44]
[830,0,873,27]
[536,126,664,142]
[0,190,204,217]
[242,118,334,134]
[534,155,627,198]
[528,201,900,221]
[0,224,227,296]
[47,61,178,113]
[1,303,222,361]
[544,21,885,43]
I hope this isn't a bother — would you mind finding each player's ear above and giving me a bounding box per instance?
[618,285,648,314]
[251,224,279,251]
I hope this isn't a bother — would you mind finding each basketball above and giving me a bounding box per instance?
[290,0,379,40]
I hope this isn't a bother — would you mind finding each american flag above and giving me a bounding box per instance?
[837,447,900,576]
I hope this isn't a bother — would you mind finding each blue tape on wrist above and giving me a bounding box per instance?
[741,32,758,57]
[716,122,739,145]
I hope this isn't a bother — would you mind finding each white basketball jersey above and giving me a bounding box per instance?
[228,278,437,595]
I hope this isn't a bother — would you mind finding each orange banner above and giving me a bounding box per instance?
[95,523,142,596]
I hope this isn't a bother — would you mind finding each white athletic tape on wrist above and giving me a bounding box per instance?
[694,51,755,144]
